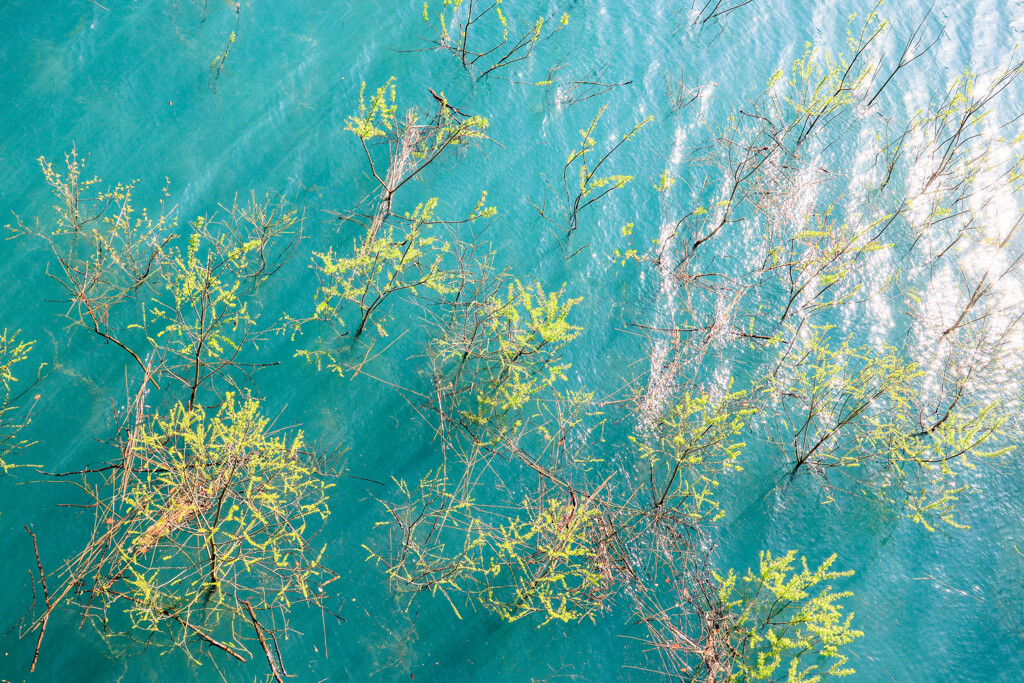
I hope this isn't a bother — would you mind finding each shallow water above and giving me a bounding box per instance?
[2,0,1024,680]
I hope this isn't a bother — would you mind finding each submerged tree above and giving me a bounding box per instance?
[531,104,652,256]
[30,150,175,381]
[365,266,602,622]
[26,389,336,679]
[292,79,494,369]
[18,151,328,679]
[149,205,300,408]
[630,546,862,683]
[716,552,862,682]
[421,0,570,80]
[761,327,921,483]
[26,153,301,401]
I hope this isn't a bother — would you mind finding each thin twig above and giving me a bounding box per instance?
[25,527,50,673]
[243,600,285,682]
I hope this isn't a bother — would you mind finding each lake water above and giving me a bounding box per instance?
[1,0,1023,680]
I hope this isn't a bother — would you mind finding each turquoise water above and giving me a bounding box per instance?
[2,0,1024,680]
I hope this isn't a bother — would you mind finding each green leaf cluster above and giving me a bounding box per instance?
[718,551,862,682]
